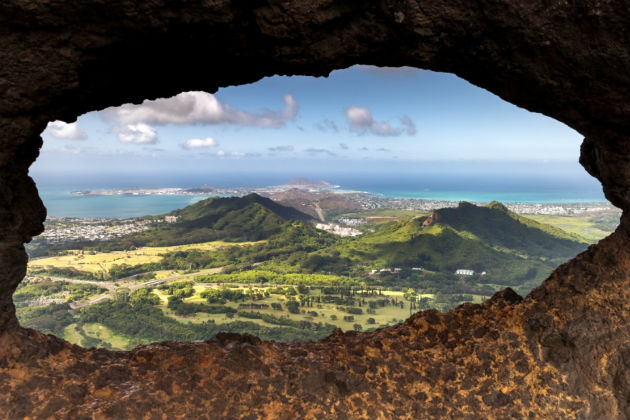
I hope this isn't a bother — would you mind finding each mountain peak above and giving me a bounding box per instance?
[486,201,509,212]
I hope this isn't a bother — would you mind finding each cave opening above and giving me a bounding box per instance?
[17,66,619,351]
[0,2,627,418]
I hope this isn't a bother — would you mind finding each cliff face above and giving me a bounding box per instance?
[0,0,628,418]
[422,212,440,227]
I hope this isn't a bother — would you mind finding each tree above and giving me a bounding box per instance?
[353,324,362,331]
[286,300,300,314]
[367,317,376,325]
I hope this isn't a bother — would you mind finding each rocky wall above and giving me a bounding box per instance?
[0,0,628,418]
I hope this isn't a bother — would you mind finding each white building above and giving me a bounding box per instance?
[455,269,475,276]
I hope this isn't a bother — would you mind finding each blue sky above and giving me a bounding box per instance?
[33,65,585,178]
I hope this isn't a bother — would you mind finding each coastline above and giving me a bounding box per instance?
[38,184,615,220]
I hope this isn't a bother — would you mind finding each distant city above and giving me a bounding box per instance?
[37,177,618,245]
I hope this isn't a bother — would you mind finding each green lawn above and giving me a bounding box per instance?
[82,323,132,350]
[62,323,84,346]
[153,284,423,332]
[527,215,616,243]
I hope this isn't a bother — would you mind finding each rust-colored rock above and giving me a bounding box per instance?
[0,0,628,418]
[0,226,627,419]
[422,212,440,227]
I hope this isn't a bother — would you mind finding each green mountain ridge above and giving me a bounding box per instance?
[29,195,588,296]
[429,201,589,257]
[102,193,315,248]
[302,201,588,291]
[169,193,313,223]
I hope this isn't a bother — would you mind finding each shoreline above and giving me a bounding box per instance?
[37,179,614,219]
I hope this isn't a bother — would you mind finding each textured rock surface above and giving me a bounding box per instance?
[0,0,628,418]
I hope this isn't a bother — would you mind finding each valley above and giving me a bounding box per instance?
[18,191,618,350]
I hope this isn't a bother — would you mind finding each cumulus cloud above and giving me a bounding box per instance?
[345,107,373,128]
[345,106,400,136]
[210,150,255,158]
[268,145,294,152]
[345,106,416,137]
[115,123,157,144]
[182,137,218,149]
[306,148,336,157]
[45,121,87,140]
[339,143,348,150]
[102,91,298,128]
[400,116,417,135]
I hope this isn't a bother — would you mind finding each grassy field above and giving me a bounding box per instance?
[62,324,85,346]
[28,240,263,275]
[82,323,131,350]
[29,265,495,350]
[63,322,134,350]
[527,215,615,242]
[155,284,440,332]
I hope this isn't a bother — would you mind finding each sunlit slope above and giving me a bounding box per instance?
[435,201,590,254]
[106,194,314,248]
[304,202,588,287]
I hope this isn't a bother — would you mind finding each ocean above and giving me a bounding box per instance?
[32,169,607,219]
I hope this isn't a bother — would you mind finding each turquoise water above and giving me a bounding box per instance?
[35,169,607,218]
[39,187,211,218]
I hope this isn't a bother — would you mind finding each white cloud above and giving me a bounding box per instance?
[306,148,336,156]
[345,106,400,136]
[370,121,400,136]
[345,107,374,128]
[345,106,415,137]
[268,145,294,152]
[280,94,298,120]
[400,116,417,135]
[103,91,298,128]
[182,137,218,149]
[45,121,87,140]
[210,150,252,158]
[115,123,157,144]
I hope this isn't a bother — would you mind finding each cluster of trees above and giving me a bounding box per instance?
[29,266,104,281]
[17,303,74,336]
[285,300,300,314]
[167,296,236,316]
[236,311,335,332]
[129,288,161,306]
[14,279,107,303]
[78,295,336,343]
[200,287,245,304]
[159,281,194,298]
[196,270,351,286]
